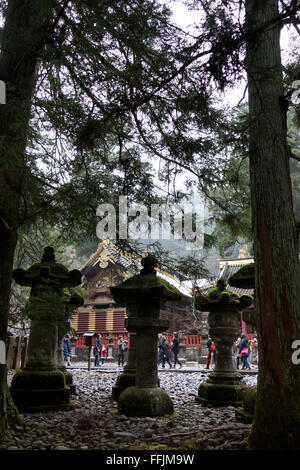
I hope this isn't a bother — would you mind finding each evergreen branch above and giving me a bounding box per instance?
[289,147,300,162]
[281,17,300,24]
[131,108,200,179]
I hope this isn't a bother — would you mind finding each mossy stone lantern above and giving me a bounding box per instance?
[10,247,82,412]
[110,254,183,417]
[195,279,253,407]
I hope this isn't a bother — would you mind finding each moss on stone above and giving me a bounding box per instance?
[112,372,136,400]
[4,388,23,438]
[166,411,179,418]
[10,387,73,412]
[111,273,182,302]
[228,263,255,289]
[115,373,136,387]
[26,294,68,322]
[243,386,257,414]
[118,386,173,417]
[235,407,254,424]
[11,369,66,390]
[195,279,253,312]
[178,441,204,450]
[197,381,246,407]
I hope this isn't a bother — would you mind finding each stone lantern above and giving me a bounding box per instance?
[195,279,253,407]
[10,247,82,412]
[110,254,183,416]
[228,263,257,422]
[106,333,115,362]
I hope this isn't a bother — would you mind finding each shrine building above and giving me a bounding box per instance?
[72,240,193,344]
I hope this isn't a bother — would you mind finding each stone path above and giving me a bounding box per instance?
[1,370,257,451]
[67,361,258,374]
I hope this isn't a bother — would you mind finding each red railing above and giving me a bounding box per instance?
[76,334,130,348]
[76,334,202,348]
[164,335,202,347]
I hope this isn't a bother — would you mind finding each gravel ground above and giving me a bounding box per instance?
[1,370,257,451]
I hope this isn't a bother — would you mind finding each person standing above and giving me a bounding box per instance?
[248,338,253,368]
[211,340,215,366]
[101,346,107,365]
[161,337,172,369]
[94,334,102,367]
[158,336,165,367]
[63,334,72,367]
[118,337,127,367]
[239,334,250,370]
[252,335,258,365]
[171,332,183,369]
[205,337,212,369]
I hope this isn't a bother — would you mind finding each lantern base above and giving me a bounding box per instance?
[196,370,246,407]
[118,386,173,417]
[10,369,75,413]
[112,372,136,400]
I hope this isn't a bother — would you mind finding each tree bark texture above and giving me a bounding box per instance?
[0,0,56,438]
[245,0,300,449]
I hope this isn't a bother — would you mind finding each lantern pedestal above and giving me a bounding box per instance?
[118,318,173,417]
[110,255,182,415]
[196,312,246,407]
[10,369,75,413]
[195,280,253,408]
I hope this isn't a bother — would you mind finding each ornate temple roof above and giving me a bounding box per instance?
[80,239,192,298]
[198,257,254,296]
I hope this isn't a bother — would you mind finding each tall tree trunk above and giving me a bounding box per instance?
[0,228,21,437]
[245,0,300,449]
[0,0,56,439]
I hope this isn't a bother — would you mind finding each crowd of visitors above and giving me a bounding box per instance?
[63,332,258,370]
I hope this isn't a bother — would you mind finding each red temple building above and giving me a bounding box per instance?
[72,240,194,344]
